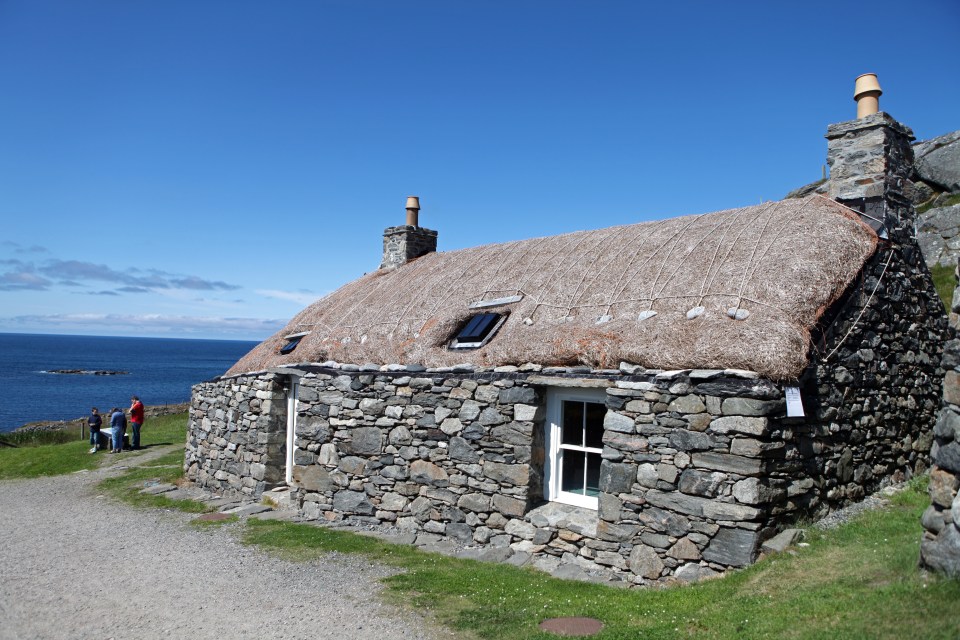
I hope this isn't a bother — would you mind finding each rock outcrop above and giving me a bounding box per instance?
[918,205,960,268]
[915,130,960,194]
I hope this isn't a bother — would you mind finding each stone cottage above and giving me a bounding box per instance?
[186,76,947,585]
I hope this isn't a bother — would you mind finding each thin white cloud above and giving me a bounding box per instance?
[1,242,48,254]
[37,260,241,291]
[170,275,241,291]
[256,289,320,306]
[3,313,284,338]
[0,256,241,294]
[0,270,52,290]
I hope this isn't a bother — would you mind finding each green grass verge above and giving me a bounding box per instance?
[917,193,960,214]
[96,450,209,513]
[0,438,103,480]
[0,412,189,480]
[931,263,958,313]
[0,428,80,447]
[242,480,960,640]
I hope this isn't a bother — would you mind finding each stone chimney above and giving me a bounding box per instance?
[379,196,438,269]
[825,74,916,238]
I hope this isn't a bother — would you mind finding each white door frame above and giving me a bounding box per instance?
[284,377,299,485]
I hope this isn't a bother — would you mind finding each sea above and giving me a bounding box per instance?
[0,333,259,433]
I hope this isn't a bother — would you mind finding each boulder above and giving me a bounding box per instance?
[914,130,960,192]
[920,524,960,578]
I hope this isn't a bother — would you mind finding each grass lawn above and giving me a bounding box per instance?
[931,263,958,313]
[243,479,960,640]
[0,412,189,480]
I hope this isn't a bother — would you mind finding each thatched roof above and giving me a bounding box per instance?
[228,195,877,380]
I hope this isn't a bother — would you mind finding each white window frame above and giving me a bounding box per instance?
[284,378,299,485]
[544,387,607,510]
[448,313,508,350]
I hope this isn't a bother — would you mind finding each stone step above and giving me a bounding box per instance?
[139,483,177,495]
[261,486,296,511]
[223,503,273,517]
[247,510,302,522]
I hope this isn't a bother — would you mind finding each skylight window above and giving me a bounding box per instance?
[279,332,308,355]
[449,313,506,349]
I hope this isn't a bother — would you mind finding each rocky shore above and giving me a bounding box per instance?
[42,369,129,375]
[11,403,190,434]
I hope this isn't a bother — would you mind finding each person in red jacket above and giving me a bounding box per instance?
[129,396,145,450]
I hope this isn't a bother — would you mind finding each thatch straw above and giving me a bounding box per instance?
[229,195,877,380]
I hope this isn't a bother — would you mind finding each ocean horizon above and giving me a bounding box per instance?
[0,332,259,432]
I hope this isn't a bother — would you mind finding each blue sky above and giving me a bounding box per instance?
[1,1,957,341]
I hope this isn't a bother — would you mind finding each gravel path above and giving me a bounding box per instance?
[0,448,452,640]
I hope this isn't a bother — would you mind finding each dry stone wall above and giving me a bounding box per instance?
[591,369,787,583]
[186,352,940,584]
[794,238,946,515]
[185,373,287,497]
[920,259,960,576]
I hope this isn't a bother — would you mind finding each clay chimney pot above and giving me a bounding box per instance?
[405,196,420,227]
[854,73,882,119]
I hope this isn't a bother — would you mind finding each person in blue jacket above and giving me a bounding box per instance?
[109,407,126,454]
[87,407,102,453]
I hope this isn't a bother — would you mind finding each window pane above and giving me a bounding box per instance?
[280,335,303,354]
[585,453,602,497]
[561,401,583,445]
[561,449,586,495]
[456,313,499,343]
[584,402,605,449]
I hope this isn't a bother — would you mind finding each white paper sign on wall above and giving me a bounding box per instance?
[785,386,805,417]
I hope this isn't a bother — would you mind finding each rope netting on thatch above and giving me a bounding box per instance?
[229,195,878,380]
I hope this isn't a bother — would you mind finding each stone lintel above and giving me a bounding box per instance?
[526,375,613,388]
[266,366,312,377]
